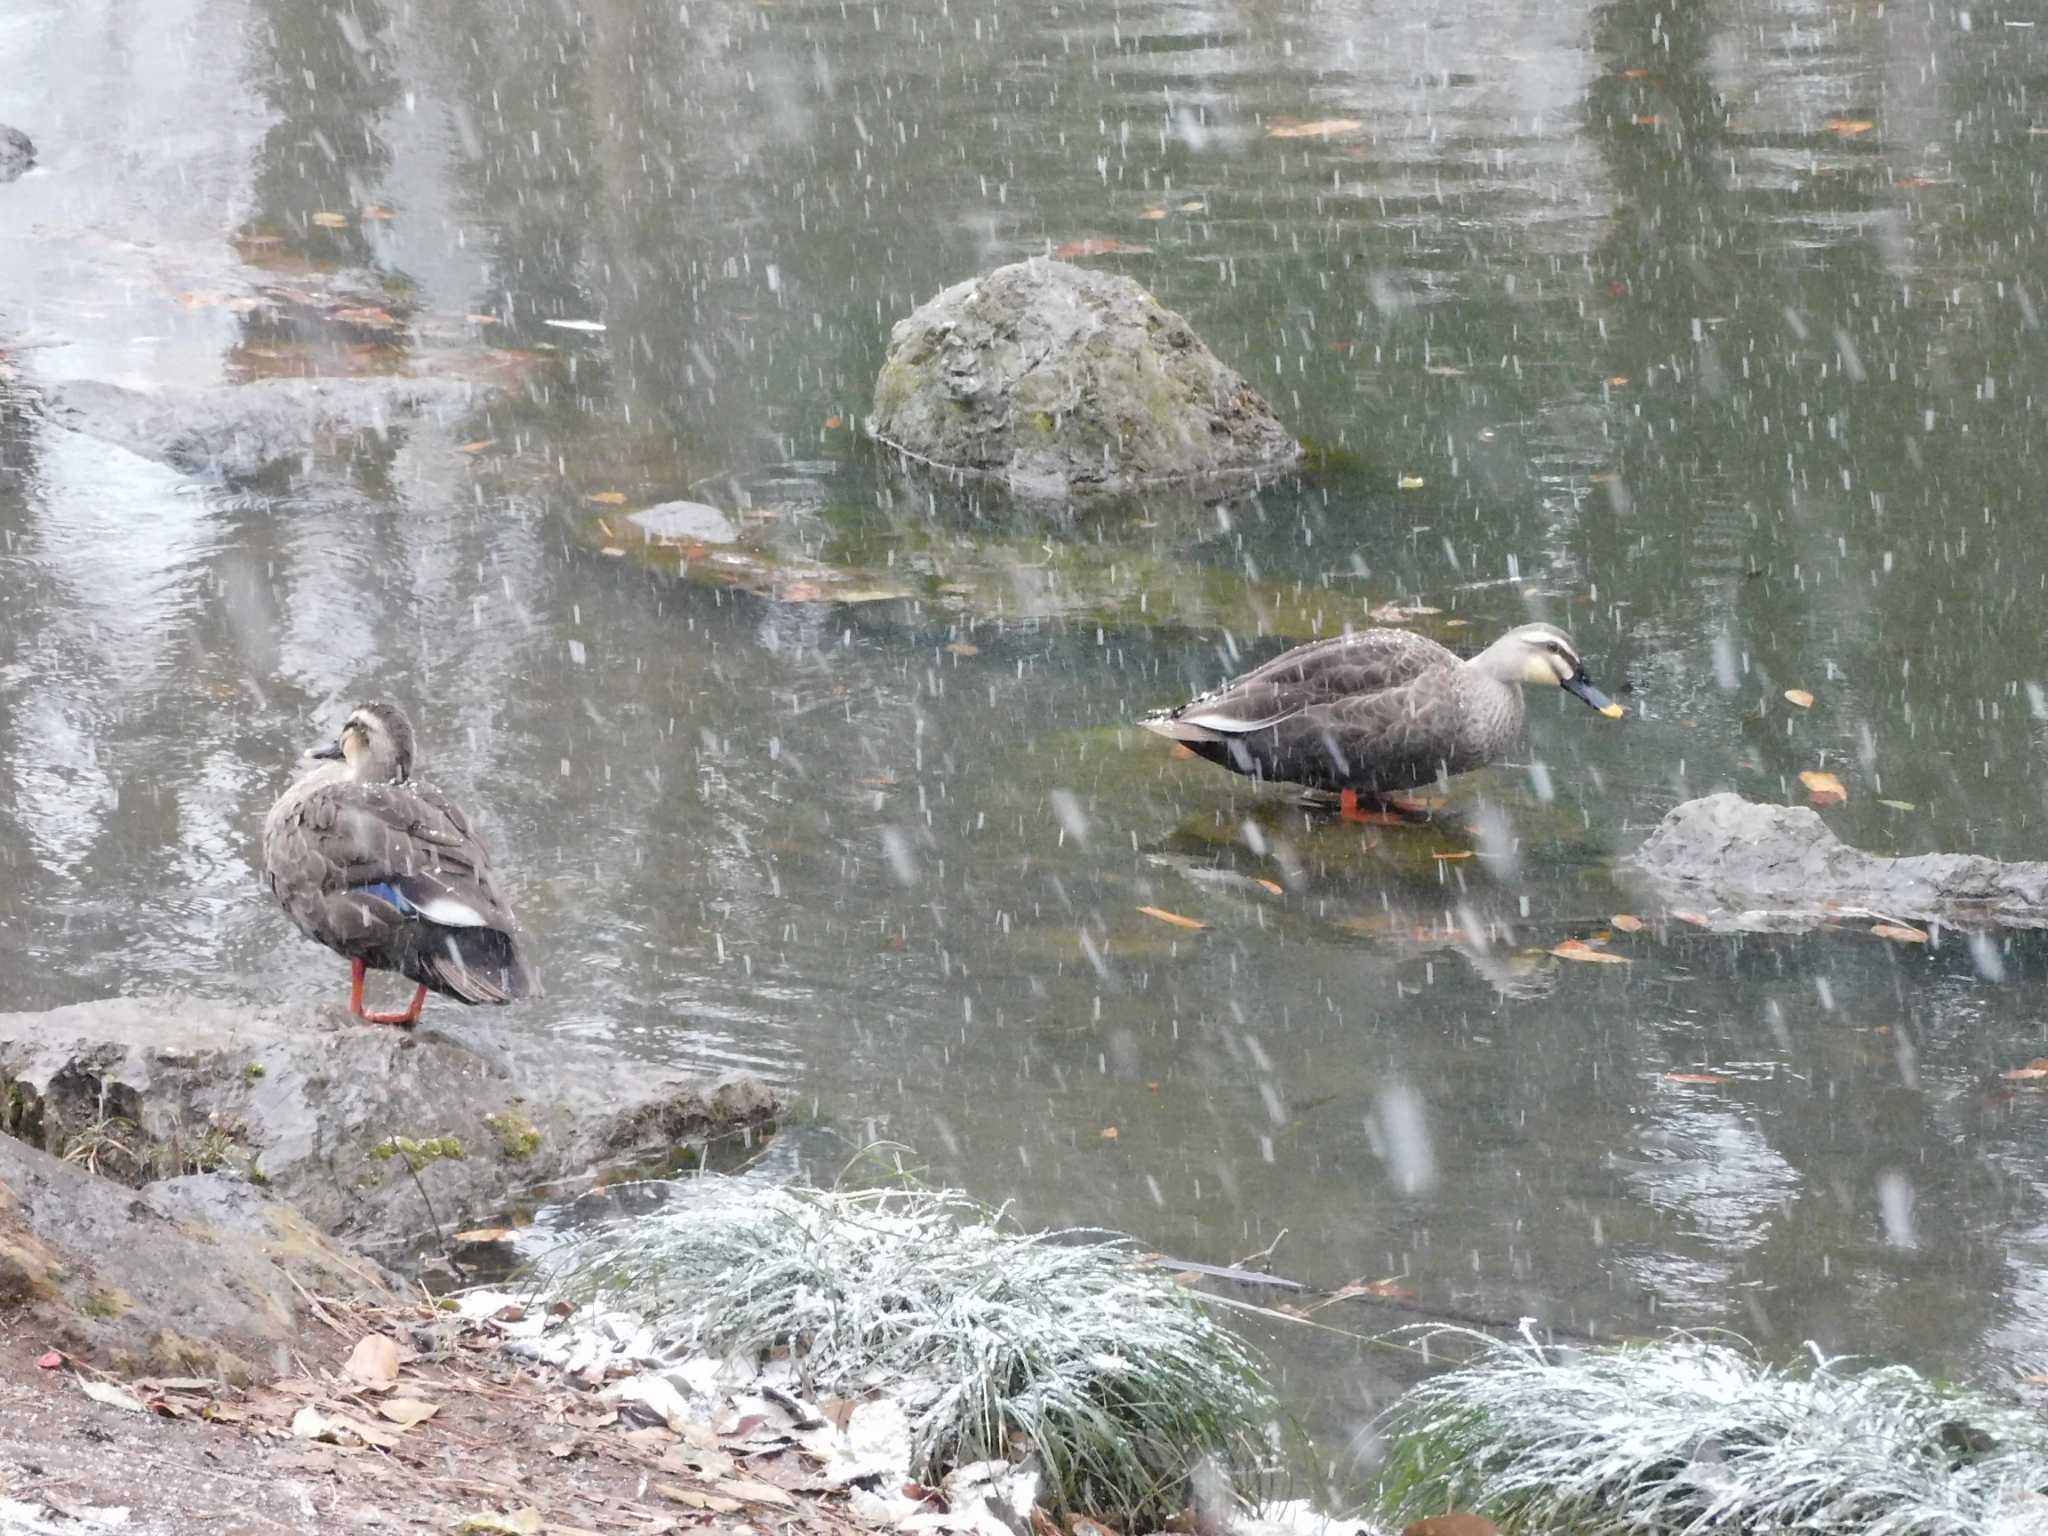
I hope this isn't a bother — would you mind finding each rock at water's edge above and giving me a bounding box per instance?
[0,996,781,1255]
[867,259,1300,496]
[0,124,32,183]
[0,1134,396,1381]
[1628,792,2048,929]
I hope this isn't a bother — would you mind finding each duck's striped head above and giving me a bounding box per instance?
[1479,624,1624,718]
[311,701,417,782]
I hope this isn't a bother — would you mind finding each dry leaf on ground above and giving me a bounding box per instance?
[376,1397,440,1427]
[343,1333,400,1390]
[1871,923,1928,944]
[1551,939,1630,965]
[80,1380,145,1413]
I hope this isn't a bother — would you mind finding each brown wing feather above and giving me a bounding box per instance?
[1166,630,1460,730]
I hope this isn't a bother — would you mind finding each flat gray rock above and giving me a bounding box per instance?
[0,995,780,1254]
[867,258,1300,497]
[1628,792,2048,930]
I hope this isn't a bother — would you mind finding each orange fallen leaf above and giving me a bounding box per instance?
[1871,923,1928,944]
[1632,114,1663,127]
[309,211,349,228]
[1138,207,1170,221]
[823,415,843,429]
[1784,688,1815,709]
[332,306,398,328]
[1254,878,1284,896]
[1052,237,1151,259]
[1671,909,1713,927]
[359,204,395,221]
[1607,375,1631,387]
[1801,769,1848,807]
[1100,1126,1120,1141]
[1432,850,1473,861]
[464,313,501,325]
[1825,117,1875,137]
[452,1227,516,1244]
[1663,1071,1731,1085]
[1620,67,1652,79]
[780,581,824,602]
[586,491,627,506]
[1551,938,1630,965]
[1611,914,1647,933]
[458,439,495,455]
[2003,1059,2048,1083]
[1138,906,1208,931]
[944,641,980,656]
[1266,117,1363,139]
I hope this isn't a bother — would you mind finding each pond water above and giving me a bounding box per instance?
[6,0,2048,1489]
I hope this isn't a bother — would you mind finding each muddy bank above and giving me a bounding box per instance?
[0,996,778,1257]
[1627,792,2048,931]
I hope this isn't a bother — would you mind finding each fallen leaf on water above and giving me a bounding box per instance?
[544,317,607,332]
[464,313,500,325]
[1266,117,1363,139]
[457,440,495,455]
[1138,207,1170,220]
[2003,1059,2048,1083]
[1052,237,1151,259]
[1663,1071,1731,1086]
[309,211,349,228]
[1100,1126,1120,1141]
[1825,117,1876,137]
[586,491,627,506]
[1138,906,1208,930]
[823,415,843,429]
[1607,375,1631,387]
[1871,923,1929,944]
[1397,473,1427,489]
[1621,67,1652,79]
[1801,769,1848,807]
[1432,850,1473,861]
[1331,1278,1416,1301]
[600,546,626,557]
[780,581,824,602]
[1784,688,1815,709]
[81,1380,145,1413]
[1672,910,1713,927]
[1611,914,1647,933]
[1424,364,1463,377]
[1632,114,1664,127]
[332,305,399,329]
[376,1397,440,1427]
[1180,199,1205,211]
[1879,799,1917,812]
[1550,938,1630,965]
[453,1227,515,1244]
[1254,878,1284,895]
[945,641,980,656]
[343,1334,400,1391]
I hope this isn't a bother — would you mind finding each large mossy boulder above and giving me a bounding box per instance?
[867,259,1300,497]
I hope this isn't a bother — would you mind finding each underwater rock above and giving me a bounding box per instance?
[867,258,1300,497]
[40,375,482,481]
[1629,792,2048,929]
[0,996,780,1254]
[0,125,33,182]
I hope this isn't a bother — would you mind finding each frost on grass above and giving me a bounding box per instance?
[1374,1328,2048,1536]
[558,1180,1282,1528]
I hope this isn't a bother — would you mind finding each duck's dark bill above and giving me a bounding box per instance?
[308,739,344,760]
[1563,671,1626,719]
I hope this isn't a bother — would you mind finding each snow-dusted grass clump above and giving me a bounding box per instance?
[1375,1328,2048,1536]
[563,1179,1283,1528]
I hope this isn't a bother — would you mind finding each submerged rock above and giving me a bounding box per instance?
[0,996,780,1254]
[1629,792,2048,929]
[867,258,1300,497]
[0,124,32,182]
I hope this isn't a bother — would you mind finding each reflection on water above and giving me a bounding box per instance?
[6,0,2048,1472]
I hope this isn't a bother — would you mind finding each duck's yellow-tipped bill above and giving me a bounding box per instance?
[1599,702,1626,720]
[1562,670,1625,719]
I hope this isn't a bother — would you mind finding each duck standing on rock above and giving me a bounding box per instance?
[1140,622,1623,817]
[262,702,538,1026]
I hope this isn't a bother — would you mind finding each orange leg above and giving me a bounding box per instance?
[349,958,429,1027]
[1339,789,1412,828]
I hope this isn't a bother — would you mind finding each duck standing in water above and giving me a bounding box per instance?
[1140,622,1623,817]
[262,702,538,1026]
